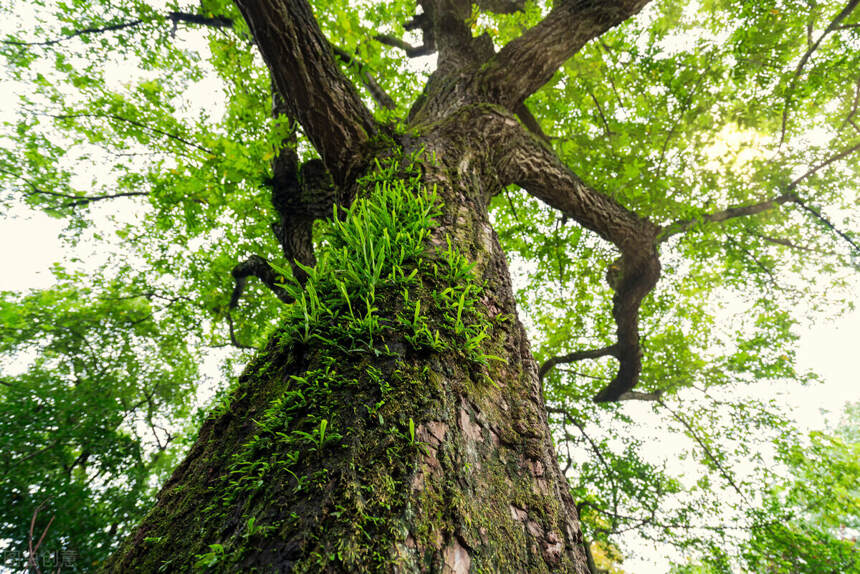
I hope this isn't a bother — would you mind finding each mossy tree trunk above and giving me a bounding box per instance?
[107,0,660,571]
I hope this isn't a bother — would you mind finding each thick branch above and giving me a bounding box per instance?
[476,0,651,108]
[235,0,376,185]
[477,108,660,402]
[427,0,491,73]
[475,0,526,13]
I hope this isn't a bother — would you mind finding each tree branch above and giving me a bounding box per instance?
[50,112,215,156]
[582,81,612,137]
[515,101,553,145]
[659,193,798,241]
[374,33,435,57]
[226,313,257,350]
[474,107,660,403]
[235,0,376,185]
[475,0,527,14]
[794,198,860,254]
[779,0,860,145]
[28,503,55,574]
[658,398,747,501]
[539,345,617,380]
[660,141,860,242]
[0,166,150,208]
[331,45,396,110]
[1,12,234,47]
[617,390,663,401]
[229,254,294,309]
[476,0,652,109]
[747,230,828,255]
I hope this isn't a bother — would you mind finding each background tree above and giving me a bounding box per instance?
[0,0,857,572]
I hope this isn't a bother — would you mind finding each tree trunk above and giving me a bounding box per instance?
[104,0,663,569]
[104,128,591,572]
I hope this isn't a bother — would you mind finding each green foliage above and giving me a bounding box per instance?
[0,0,857,571]
[674,404,860,573]
[0,275,197,569]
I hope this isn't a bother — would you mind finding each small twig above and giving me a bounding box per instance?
[226,313,255,351]
[658,398,747,501]
[331,45,396,110]
[503,187,522,224]
[779,0,860,146]
[726,236,782,290]
[838,78,860,133]
[746,229,832,255]
[0,166,150,209]
[582,81,612,137]
[794,198,860,254]
[788,140,860,189]
[655,60,711,178]
[28,503,55,574]
[51,112,215,156]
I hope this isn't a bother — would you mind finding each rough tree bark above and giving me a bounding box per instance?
[105,0,657,571]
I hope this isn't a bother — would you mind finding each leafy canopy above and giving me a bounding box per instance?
[0,0,857,571]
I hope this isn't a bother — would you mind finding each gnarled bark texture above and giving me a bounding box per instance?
[106,0,660,571]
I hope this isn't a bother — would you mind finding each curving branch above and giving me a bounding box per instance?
[504,143,660,402]
[229,254,295,310]
[539,345,617,381]
[225,313,257,350]
[476,0,652,109]
[374,33,435,58]
[235,0,376,186]
[470,106,660,402]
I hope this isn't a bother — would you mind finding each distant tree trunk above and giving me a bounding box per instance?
[106,0,658,571]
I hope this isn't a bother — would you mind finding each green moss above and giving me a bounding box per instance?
[106,152,523,573]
